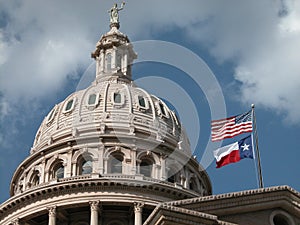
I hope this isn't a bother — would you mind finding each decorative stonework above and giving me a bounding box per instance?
[47,206,57,216]
[89,201,100,211]
[134,202,144,213]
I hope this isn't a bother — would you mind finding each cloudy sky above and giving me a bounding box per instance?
[0,0,300,203]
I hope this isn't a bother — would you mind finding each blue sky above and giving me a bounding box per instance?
[0,0,300,203]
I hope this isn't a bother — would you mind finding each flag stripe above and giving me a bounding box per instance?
[216,150,241,168]
[212,128,253,142]
[211,122,252,134]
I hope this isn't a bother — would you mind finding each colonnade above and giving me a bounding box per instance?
[44,202,144,225]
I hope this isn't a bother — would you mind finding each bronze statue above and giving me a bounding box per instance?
[108,2,125,24]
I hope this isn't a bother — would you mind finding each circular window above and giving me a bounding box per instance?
[270,210,294,225]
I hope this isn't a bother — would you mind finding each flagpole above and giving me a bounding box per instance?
[251,104,264,188]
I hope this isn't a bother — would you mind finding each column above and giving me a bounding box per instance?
[66,148,73,178]
[47,206,56,225]
[89,201,100,225]
[103,157,108,174]
[160,155,166,180]
[134,202,144,225]
[99,144,104,174]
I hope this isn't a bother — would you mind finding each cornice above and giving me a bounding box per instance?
[0,176,199,220]
[144,203,237,225]
[167,185,300,216]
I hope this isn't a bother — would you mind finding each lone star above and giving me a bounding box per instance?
[241,143,250,151]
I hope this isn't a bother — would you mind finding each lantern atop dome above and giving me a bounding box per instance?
[91,2,137,83]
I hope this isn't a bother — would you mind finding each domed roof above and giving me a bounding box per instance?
[4,10,212,223]
[31,79,189,155]
[9,20,211,201]
[30,21,191,157]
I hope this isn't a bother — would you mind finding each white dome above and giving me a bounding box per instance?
[9,24,211,201]
[31,79,189,155]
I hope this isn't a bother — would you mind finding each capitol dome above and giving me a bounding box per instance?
[1,15,211,225]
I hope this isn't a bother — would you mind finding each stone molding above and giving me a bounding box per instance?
[167,185,300,216]
[0,178,201,222]
[143,203,237,225]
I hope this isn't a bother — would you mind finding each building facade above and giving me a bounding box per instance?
[0,10,299,225]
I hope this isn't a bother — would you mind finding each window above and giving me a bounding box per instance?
[86,93,99,108]
[55,166,64,179]
[106,53,112,71]
[52,162,64,179]
[140,159,153,177]
[112,92,124,107]
[116,54,122,69]
[110,154,123,173]
[114,93,122,104]
[270,211,294,225]
[273,215,290,225]
[157,102,169,118]
[63,98,76,113]
[82,160,93,175]
[46,106,57,123]
[136,95,149,110]
[30,171,40,187]
[88,94,96,105]
[189,177,198,191]
[167,167,180,183]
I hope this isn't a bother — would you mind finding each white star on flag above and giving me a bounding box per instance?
[241,143,250,151]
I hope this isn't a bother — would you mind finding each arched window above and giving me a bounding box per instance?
[87,93,99,106]
[189,177,198,191]
[116,53,122,69]
[167,167,180,184]
[140,159,153,177]
[82,160,93,175]
[46,106,57,124]
[106,53,112,71]
[31,171,40,187]
[63,98,76,113]
[109,154,123,174]
[52,161,64,179]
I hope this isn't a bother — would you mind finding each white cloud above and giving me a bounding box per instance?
[0,0,300,125]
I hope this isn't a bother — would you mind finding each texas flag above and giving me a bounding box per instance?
[213,135,254,168]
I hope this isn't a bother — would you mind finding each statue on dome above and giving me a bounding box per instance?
[108,2,125,24]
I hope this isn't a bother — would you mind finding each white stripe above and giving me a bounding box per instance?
[213,142,239,162]
[212,128,253,141]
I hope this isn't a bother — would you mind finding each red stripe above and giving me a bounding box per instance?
[211,123,253,135]
[211,120,235,131]
[212,128,253,142]
[216,150,241,168]
[211,127,253,138]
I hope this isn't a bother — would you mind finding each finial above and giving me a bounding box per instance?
[108,1,125,29]
[251,104,255,108]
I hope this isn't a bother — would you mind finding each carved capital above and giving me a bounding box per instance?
[47,206,57,217]
[134,202,144,213]
[89,201,100,211]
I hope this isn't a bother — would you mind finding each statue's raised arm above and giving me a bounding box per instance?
[108,2,125,24]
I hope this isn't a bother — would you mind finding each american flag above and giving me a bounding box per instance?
[211,111,253,142]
